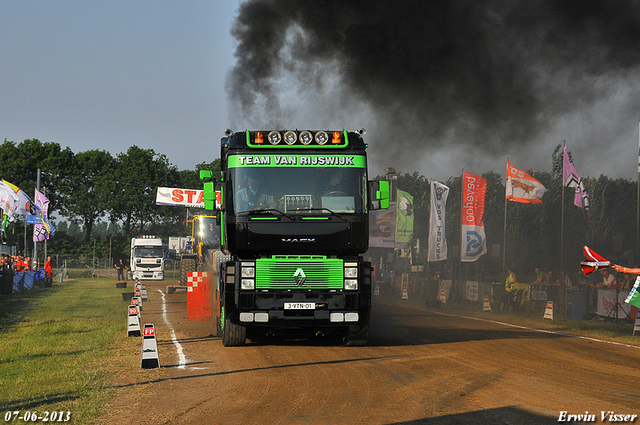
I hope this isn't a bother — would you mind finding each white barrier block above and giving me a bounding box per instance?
[127,305,141,337]
[439,290,447,305]
[132,296,142,312]
[141,323,160,369]
[483,296,492,312]
[633,316,640,336]
[543,301,554,320]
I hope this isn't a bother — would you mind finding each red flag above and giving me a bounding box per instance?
[580,246,611,276]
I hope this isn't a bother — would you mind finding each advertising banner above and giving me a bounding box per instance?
[597,289,632,318]
[156,187,221,208]
[428,181,449,262]
[461,171,487,262]
[395,190,414,243]
[369,202,396,248]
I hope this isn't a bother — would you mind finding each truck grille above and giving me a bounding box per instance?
[256,256,343,289]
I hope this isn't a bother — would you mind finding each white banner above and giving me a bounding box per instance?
[428,181,449,262]
[369,202,397,248]
[597,289,632,318]
[465,281,479,302]
[156,187,220,208]
[156,187,204,208]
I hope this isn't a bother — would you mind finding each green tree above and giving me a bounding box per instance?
[0,138,74,214]
[57,149,115,242]
[110,146,180,235]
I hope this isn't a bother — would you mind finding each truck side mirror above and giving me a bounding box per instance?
[368,180,390,210]
[200,169,220,211]
[203,181,216,211]
[199,170,213,180]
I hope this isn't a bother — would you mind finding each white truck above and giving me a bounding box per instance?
[130,236,164,280]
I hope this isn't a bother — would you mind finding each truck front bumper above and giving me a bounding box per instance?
[233,291,369,327]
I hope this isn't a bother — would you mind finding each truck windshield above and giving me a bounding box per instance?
[134,247,163,257]
[230,166,367,215]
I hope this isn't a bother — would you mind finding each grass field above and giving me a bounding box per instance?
[0,278,154,424]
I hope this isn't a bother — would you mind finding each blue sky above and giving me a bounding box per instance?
[1,0,241,171]
[2,1,640,182]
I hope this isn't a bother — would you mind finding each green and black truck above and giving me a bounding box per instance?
[201,129,389,346]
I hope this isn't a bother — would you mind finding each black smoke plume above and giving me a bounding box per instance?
[227,0,640,178]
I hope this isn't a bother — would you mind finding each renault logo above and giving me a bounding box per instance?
[293,268,306,286]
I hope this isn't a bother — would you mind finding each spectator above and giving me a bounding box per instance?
[619,273,634,291]
[114,259,128,281]
[528,267,548,309]
[501,268,517,311]
[44,256,53,284]
[531,267,546,286]
[14,256,26,272]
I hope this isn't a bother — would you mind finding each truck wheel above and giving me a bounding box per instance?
[214,315,222,337]
[180,258,196,286]
[214,302,222,337]
[344,321,369,346]
[221,309,246,346]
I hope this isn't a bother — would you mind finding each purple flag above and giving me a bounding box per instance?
[33,190,50,242]
[563,146,589,210]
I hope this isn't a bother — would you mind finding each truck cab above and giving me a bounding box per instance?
[203,129,389,346]
[130,236,164,280]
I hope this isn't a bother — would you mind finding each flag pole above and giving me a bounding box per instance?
[561,141,567,317]
[502,159,508,278]
[33,169,41,269]
[426,179,432,281]
[561,141,566,276]
[460,169,464,293]
[637,119,640,265]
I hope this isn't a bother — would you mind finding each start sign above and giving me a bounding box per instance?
[155,187,221,208]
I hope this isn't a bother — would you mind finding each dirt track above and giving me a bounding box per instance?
[100,280,640,424]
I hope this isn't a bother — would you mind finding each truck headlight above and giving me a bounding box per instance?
[241,262,255,278]
[344,262,358,290]
[344,267,358,278]
[344,279,358,290]
[315,131,328,145]
[241,279,255,290]
[284,131,297,145]
[268,131,281,145]
[299,131,313,145]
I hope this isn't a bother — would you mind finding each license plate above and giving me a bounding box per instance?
[284,302,315,310]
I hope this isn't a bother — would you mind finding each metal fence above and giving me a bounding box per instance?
[48,255,182,280]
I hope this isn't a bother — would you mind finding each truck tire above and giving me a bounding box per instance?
[214,315,222,337]
[344,320,369,346]
[221,310,246,346]
[180,257,196,286]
